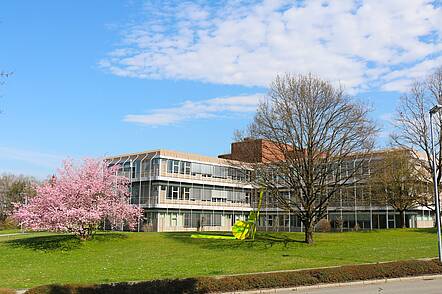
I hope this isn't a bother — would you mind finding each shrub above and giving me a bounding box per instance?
[26,259,442,294]
[0,216,19,230]
[316,219,331,232]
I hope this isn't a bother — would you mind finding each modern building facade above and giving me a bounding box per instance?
[107,140,434,232]
[106,150,253,232]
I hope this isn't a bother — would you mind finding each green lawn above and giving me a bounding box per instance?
[0,229,438,289]
[0,229,20,235]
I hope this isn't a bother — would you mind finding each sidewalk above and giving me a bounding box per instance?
[0,232,28,237]
[228,274,442,294]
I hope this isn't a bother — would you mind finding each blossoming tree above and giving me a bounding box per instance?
[13,159,142,240]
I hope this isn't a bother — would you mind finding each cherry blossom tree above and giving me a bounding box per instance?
[13,159,142,240]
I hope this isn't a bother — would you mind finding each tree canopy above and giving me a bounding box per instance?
[13,159,142,240]
[240,73,378,243]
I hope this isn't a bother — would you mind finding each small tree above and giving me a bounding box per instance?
[13,159,142,240]
[368,150,426,228]
[240,74,377,244]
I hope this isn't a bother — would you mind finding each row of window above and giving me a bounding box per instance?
[166,159,249,181]
[114,158,160,178]
[165,184,250,203]
[130,182,251,204]
[114,157,372,182]
[183,213,222,227]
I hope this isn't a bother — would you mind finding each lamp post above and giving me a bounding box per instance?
[429,104,442,263]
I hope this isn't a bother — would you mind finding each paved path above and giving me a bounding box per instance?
[0,232,28,237]
[278,276,442,294]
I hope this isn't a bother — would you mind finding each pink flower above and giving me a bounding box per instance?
[12,159,142,239]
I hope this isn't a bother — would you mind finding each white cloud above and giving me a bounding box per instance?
[124,93,264,126]
[101,0,442,93]
[382,55,442,92]
[0,146,63,169]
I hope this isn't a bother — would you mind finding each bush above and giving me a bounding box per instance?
[26,259,442,294]
[316,219,331,232]
[0,216,19,230]
[334,217,344,232]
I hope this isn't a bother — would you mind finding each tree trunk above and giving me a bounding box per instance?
[77,227,92,241]
[304,222,314,244]
[399,210,406,228]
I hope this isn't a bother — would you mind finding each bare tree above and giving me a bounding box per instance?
[0,174,36,225]
[368,149,427,228]
[239,74,378,244]
[392,66,442,211]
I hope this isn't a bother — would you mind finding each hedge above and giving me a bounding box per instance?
[26,259,442,294]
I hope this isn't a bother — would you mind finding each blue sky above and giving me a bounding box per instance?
[0,1,441,178]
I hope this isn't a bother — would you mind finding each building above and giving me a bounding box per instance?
[107,140,433,232]
[220,140,434,231]
[106,150,253,232]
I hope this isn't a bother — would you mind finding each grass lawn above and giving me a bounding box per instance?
[0,229,20,235]
[0,229,438,289]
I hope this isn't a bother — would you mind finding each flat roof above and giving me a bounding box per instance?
[105,149,245,166]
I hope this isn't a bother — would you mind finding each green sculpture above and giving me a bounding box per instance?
[191,189,264,240]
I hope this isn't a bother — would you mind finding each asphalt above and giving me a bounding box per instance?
[272,276,442,294]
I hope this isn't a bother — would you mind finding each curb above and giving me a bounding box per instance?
[214,257,437,279]
[224,274,442,293]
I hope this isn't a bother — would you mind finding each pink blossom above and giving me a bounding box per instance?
[13,158,142,240]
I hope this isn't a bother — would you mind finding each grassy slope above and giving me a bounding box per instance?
[0,229,437,289]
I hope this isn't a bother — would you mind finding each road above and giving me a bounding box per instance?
[279,277,442,294]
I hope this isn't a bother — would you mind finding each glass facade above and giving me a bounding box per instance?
[109,152,429,232]
[165,158,249,181]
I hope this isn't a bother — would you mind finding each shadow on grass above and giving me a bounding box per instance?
[5,232,127,252]
[404,227,436,234]
[256,232,305,246]
[359,228,437,235]
[164,231,305,251]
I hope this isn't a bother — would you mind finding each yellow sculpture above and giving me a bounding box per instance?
[191,189,264,240]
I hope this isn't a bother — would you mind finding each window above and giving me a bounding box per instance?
[267,215,273,226]
[151,158,160,176]
[213,214,221,226]
[172,186,179,199]
[131,163,137,178]
[245,192,250,204]
[181,187,190,200]
[185,162,191,174]
[166,186,171,199]
[123,162,131,172]
[184,213,191,227]
[173,160,179,173]
[167,160,180,173]
[179,161,191,174]
[166,186,180,200]
[170,213,178,227]
[167,160,173,173]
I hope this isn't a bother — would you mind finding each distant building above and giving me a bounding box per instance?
[107,140,433,232]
